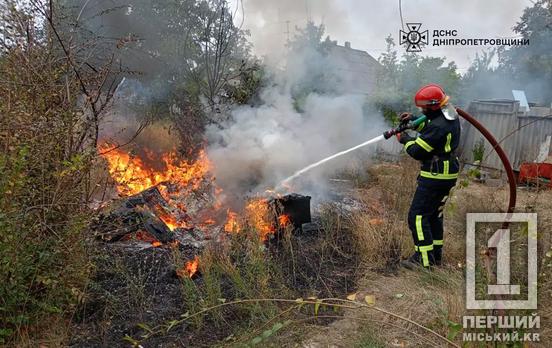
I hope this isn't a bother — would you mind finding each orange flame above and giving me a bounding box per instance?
[245,198,275,240]
[100,145,211,197]
[203,218,216,225]
[177,256,199,278]
[131,230,159,244]
[99,144,289,244]
[278,214,291,227]
[224,210,240,233]
[158,212,188,231]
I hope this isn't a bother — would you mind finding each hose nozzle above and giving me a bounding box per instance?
[383,115,427,140]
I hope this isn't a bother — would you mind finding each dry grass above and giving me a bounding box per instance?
[351,160,418,272]
[303,157,552,347]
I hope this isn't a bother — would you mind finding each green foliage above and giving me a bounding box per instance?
[446,320,462,341]
[286,21,341,106]
[174,228,285,334]
[374,36,461,118]
[460,1,552,105]
[0,4,100,344]
[225,60,265,105]
[500,0,552,104]
[472,138,485,162]
[248,321,289,346]
[467,168,481,179]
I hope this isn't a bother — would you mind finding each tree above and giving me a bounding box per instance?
[374,36,461,122]
[498,0,552,104]
[0,1,129,343]
[60,0,258,154]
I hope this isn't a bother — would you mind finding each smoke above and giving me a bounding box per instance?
[98,80,181,172]
[234,0,349,65]
[206,42,387,200]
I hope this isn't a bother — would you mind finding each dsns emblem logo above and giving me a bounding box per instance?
[399,23,428,52]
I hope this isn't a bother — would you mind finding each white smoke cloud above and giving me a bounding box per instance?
[206,72,387,200]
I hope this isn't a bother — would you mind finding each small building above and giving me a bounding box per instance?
[460,99,552,171]
[324,37,382,96]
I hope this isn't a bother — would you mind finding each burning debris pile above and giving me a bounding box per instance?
[92,144,312,277]
[75,141,366,348]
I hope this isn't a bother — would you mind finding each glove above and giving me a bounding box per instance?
[399,112,413,123]
[396,132,414,145]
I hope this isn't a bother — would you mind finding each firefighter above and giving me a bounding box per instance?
[396,84,460,269]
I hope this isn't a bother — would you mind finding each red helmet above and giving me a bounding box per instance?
[414,84,449,110]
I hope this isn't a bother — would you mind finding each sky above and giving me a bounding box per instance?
[228,0,533,73]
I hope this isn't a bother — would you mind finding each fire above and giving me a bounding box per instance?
[203,218,216,225]
[245,198,275,240]
[99,143,290,244]
[158,212,187,231]
[151,205,189,231]
[278,214,291,227]
[129,230,158,244]
[224,210,240,233]
[100,144,211,197]
[99,144,214,231]
[177,256,199,278]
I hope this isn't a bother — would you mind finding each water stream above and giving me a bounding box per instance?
[278,134,385,188]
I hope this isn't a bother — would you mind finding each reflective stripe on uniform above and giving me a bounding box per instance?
[420,171,458,180]
[433,240,443,246]
[418,245,433,267]
[443,160,449,175]
[415,215,424,241]
[415,137,434,152]
[445,133,452,153]
[404,140,416,151]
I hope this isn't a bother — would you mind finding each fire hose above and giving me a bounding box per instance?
[456,107,516,221]
[383,107,517,221]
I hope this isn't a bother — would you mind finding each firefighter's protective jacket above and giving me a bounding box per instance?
[402,113,461,183]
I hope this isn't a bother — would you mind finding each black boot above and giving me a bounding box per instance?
[433,246,443,266]
[400,251,434,270]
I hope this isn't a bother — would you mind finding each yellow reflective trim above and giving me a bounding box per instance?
[404,140,416,151]
[443,160,449,175]
[414,245,419,251]
[418,245,434,252]
[445,133,452,153]
[420,249,429,267]
[415,137,434,152]
[420,171,458,180]
[418,245,433,267]
[433,240,444,246]
[415,215,424,241]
